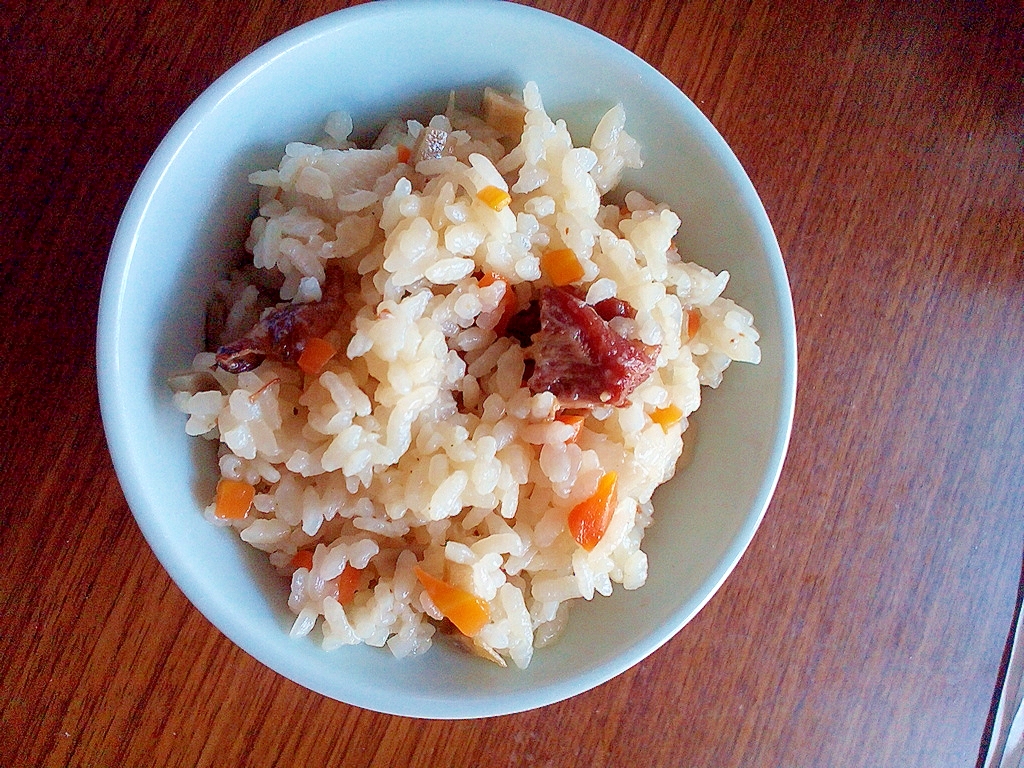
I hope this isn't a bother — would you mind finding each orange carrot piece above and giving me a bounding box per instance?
[686,309,702,339]
[478,272,518,334]
[477,185,512,211]
[541,248,585,286]
[568,471,618,551]
[214,478,255,520]
[651,404,683,429]
[395,143,412,164]
[297,337,337,376]
[556,413,586,443]
[290,549,314,571]
[414,566,490,637]
[335,564,362,605]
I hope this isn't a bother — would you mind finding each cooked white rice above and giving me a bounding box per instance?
[172,82,760,668]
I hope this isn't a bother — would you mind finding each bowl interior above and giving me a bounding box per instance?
[98,0,796,718]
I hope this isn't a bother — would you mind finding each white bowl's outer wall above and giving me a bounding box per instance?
[97,0,796,718]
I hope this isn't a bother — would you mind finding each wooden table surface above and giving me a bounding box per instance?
[3,0,1022,765]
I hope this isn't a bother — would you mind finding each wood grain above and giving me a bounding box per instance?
[2,0,1022,766]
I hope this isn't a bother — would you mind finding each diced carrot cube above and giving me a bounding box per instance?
[686,309,702,339]
[335,564,362,605]
[477,185,512,211]
[567,471,618,551]
[290,549,314,571]
[297,337,337,376]
[541,248,585,286]
[414,567,490,637]
[214,479,255,520]
[651,405,683,429]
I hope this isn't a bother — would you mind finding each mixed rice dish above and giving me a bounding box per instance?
[170,83,760,668]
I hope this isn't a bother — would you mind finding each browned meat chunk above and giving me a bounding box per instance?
[215,266,346,373]
[505,292,636,349]
[527,287,658,407]
[505,300,541,347]
[592,296,636,322]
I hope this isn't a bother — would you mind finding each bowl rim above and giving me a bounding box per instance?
[97,0,797,718]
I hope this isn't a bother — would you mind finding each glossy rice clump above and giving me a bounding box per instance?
[172,82,760,668]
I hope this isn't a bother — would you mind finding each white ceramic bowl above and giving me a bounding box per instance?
[97,0,796,718]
